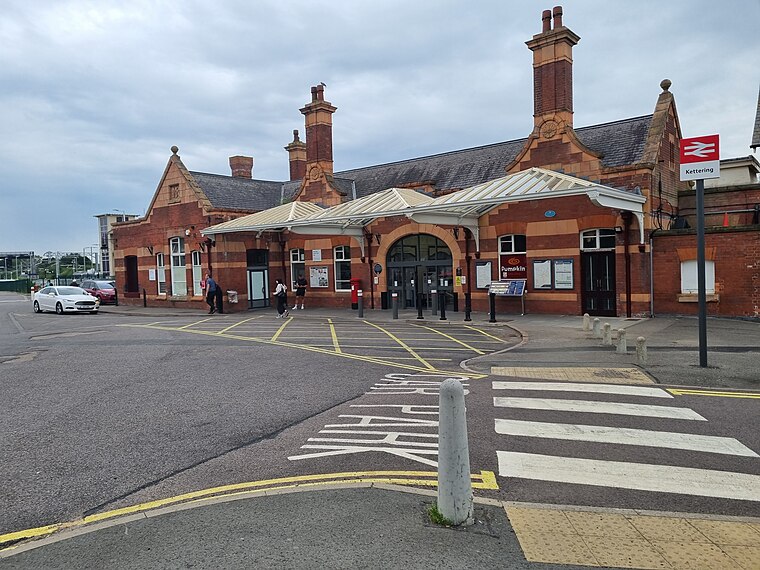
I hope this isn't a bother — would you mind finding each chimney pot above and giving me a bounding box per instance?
[311,86,318,101]
[542,9,551,32]
[552,6,563,28]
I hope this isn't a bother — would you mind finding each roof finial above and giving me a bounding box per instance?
[171,145,179,155]
[660,79,671,92]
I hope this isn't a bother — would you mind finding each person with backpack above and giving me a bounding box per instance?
[273,278,289,318]
[204,273,218,314]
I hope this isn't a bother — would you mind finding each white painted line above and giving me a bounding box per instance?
[493,397,706,420]
[494,419,759,457]
[497,451,760,502]
[492,381,672,398]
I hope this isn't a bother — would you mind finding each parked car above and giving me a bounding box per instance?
[33,286,99,315]
[80,280,117,304]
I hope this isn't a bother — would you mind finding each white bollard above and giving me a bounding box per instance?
[582,313,590,331]
[616,329,627,354]
[592,318,601,339]
[636,336,648,365]
[437,378,473,526]
[603,323,612,345]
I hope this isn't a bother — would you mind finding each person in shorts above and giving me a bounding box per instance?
[293,273,307,309]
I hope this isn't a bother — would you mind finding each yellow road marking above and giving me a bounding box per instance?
[218,316,264,334]
[363,321,435,370]
[177,317,213,330]
[119,324,486,378]
[463,325,505,342]
[328,318,342,353]
[270,316,292,342]
[668,388,760,399]
[412,324,485,355]
[0,470,497,548]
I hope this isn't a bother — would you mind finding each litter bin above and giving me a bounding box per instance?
[350,278,362,310]
[381,291,389,310]
[227,290,238,304]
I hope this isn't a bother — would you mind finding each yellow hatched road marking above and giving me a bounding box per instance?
[328,318,342,353]
[668,388,760,399]
[412,324,485,355]
[463,325,505,342]
[218,316,264,334]
[118,324,486,378]
[363,321,435,370]
[177,317,213,330]
[0,470,497,548]
[270,316,292,342]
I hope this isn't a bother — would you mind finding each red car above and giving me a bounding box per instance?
[81,280,117,304]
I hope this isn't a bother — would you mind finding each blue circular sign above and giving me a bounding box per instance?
[544,210,556,218]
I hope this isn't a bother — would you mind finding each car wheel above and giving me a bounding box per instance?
[33,301,41,313]
[55,303,64,315]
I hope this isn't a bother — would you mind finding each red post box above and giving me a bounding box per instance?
[350,278,362,309]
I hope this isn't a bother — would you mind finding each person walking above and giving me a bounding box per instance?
[273,278,289,318]
[293,273,307,310]
[204,272,218,314]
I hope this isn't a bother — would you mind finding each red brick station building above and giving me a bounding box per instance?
[113,7,760,319]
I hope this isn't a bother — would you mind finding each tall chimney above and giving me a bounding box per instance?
[525,6,579,131]
[229,155,253,179]
[284,129,307,181]
[300,84,337,177]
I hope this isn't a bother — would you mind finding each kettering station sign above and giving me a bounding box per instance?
[680,134,720,181]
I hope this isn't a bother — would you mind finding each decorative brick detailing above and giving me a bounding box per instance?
[284,129,306,181]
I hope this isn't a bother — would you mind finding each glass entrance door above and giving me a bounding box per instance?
[247,269,269,309]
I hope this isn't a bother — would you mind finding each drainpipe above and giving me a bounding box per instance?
[622,211,632,318]
[364,230,375,310]
[464,228,473,321]
[649,228,658,318]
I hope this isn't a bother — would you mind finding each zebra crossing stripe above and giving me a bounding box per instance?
[493,397,706,420]
[492,381,672,398]
[496,451,760,502]
[494,419,758,457]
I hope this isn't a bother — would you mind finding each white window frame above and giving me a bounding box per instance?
[680,260,715,294]
[156,253,166,295]
[290,248,305,290]
[580,228,616,250]
[334,246,351,291]
[498,234,527,255]
[170,237,187,296]
[191,251,203,296]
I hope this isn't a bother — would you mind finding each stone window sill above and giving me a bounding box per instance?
[678,293,719,303]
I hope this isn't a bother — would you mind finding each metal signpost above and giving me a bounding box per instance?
[679,134,720,368]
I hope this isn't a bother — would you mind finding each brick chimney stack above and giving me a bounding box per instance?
[525,6,579,131]
[284,129,307,181]
[229,155,253,179]
[300,84,337,178]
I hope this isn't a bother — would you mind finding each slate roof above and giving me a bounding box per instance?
[335,115,653,197]
[752,86,760,150]
[190,172,287,212]
[191,115,653,212]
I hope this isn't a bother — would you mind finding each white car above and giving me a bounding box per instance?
[33,286,100,315]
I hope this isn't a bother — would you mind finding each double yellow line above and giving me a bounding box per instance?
[668,388,760,399]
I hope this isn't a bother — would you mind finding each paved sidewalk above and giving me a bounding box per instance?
[3,302,758,568]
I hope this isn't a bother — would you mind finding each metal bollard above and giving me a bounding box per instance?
[616,329,627,354]
[582,313,590,331]
[437,378,473,526]
[489,292,496,323]
[142,288,147,308]
[636,336,648,365]
[392,292,399,320]
[592,317,601,338]
[603,322,612,345]
[417,290,424,320]
[431,289,438,316]
[357,290,363,318]
[439,292,447,321]
[464,292,472,322]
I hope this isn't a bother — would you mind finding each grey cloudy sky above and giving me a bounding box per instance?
[1,0,758,257]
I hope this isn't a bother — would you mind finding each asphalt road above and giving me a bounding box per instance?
[2,291,758,543]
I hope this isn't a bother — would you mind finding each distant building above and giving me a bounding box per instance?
[112,6,758,318]
[95,213,139,277]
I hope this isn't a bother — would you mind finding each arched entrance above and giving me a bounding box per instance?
[386,234,453,309]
